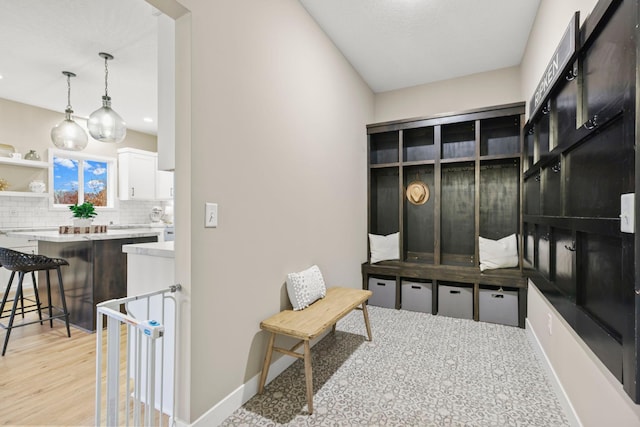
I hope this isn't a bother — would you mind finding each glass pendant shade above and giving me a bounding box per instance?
[88,96,127,143]
[88,52,126,143]
[51,71,88,151]
[51,109,89,151]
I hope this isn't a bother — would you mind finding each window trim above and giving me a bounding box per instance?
[48,149,118,210]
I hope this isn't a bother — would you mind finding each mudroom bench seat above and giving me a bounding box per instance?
[258,287,372,414]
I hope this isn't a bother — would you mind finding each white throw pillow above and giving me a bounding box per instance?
[286,265,327,311]
[368,232,400,264]
[479,234,519,272]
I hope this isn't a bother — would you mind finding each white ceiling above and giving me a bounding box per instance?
[0,0,540,137]
[0,0,159,135]
[299,0,541,93]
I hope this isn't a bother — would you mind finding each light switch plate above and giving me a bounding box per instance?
[205,203,218,228]
[620,193,634,233]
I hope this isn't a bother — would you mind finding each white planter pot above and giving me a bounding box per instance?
[73,218,93,227]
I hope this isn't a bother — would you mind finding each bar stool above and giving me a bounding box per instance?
[0,247,71,356]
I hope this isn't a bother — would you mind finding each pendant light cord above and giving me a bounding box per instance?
[66,73,72,110]
[104,55,109,98]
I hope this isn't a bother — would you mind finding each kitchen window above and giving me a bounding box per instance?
[49,149,116,208]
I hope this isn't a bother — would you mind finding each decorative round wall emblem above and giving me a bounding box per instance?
[406,181,429,205]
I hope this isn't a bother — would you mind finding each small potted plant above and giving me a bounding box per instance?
[69,202,97,227]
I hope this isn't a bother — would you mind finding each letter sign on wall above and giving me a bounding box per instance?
[528,12,580,119]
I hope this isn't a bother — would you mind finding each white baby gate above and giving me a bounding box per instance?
[95,284,180,427]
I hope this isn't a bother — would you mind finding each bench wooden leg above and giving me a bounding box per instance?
[303,339,313,414]
[361,302,372,341]
[258,332,276,394]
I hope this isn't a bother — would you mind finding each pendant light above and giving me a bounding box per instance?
[88,52,127,143]
[51,71,89,151]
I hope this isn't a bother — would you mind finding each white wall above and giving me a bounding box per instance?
[521,0,640,425]
[161,0,373,422]
[528,284,640,426]
[374,66,522,123]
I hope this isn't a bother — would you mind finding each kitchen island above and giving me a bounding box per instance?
[6,228,161,331]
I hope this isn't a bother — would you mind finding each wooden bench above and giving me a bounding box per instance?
[258,287,373,414]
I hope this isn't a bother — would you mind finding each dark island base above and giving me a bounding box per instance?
[38,236,157,331]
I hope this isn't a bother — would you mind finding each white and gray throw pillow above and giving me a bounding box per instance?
[286,265,327,310]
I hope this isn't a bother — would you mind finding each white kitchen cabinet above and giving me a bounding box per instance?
[0,236,38,293]
[156,170,174,200]
[118,148,158,200]
[118,148,175,201]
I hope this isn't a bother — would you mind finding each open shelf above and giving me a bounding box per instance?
[0,190,50,197]
[366,102,526,328]
[0,157,49,169]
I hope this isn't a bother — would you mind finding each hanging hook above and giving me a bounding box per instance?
[584,115,598,130]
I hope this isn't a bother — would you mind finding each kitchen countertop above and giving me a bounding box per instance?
[5,228,162,243]
[122,241,174,258]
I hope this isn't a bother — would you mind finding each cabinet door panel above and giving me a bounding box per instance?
[156,170,174,200]
[118,150,157,200]
[129,154,156,199]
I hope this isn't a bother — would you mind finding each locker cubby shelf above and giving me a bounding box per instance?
[365,102,527,328]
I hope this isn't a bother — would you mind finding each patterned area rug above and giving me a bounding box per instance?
[221,306,569,426]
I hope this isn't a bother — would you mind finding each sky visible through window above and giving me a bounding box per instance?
[53,156,108,206]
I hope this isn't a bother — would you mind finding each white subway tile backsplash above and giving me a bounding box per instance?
[0,196,167,229]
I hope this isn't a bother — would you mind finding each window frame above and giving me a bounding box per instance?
[48,149,117,210]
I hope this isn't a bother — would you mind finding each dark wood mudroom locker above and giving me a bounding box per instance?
[523,0,640,403]
[363,0,640,405]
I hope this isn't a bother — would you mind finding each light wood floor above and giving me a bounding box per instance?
[0,316,99,426]
[0,312,166,426]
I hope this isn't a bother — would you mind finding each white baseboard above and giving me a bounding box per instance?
[192,352,297,426]
[525,319,582,427]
